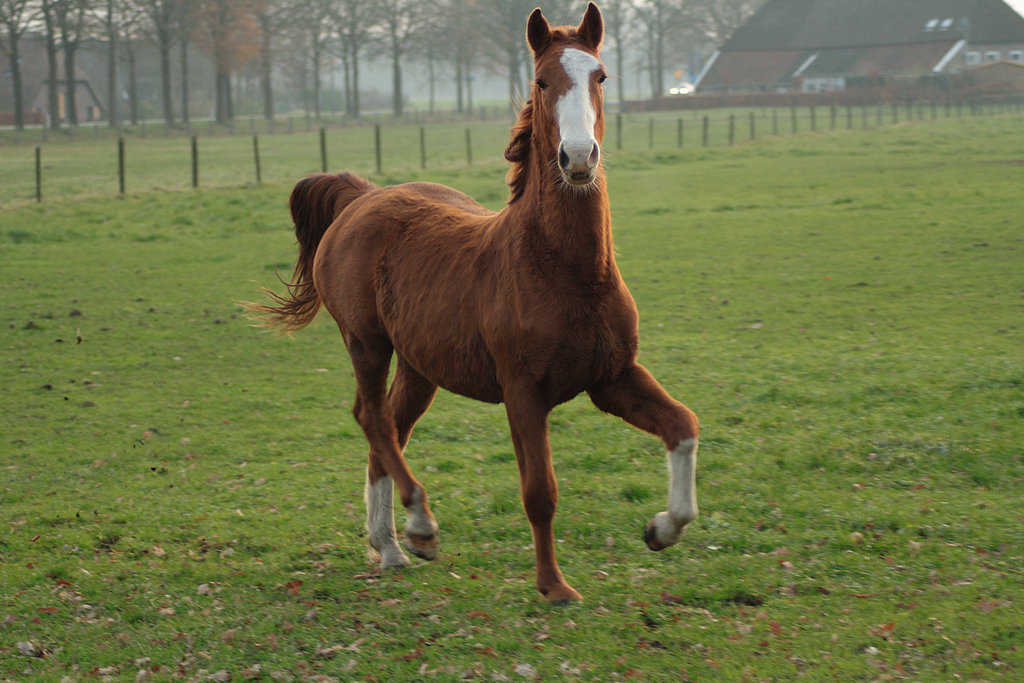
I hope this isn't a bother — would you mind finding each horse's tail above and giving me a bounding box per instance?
[245,171,377,333]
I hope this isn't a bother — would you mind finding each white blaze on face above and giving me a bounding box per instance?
[556,48,602,165]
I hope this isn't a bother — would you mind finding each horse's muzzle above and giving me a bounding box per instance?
[558,140,601,186]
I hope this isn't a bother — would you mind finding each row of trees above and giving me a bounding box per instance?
[0,0,765,130]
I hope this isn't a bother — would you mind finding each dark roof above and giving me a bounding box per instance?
[703,42,961,90]
[723,0,1024,52]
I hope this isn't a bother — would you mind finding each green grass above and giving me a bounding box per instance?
[1,114,1023,682]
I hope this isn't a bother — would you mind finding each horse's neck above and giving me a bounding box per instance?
[511,171,615,284]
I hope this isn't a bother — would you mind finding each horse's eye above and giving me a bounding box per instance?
[598,75,607,85]
[536,79,548,91]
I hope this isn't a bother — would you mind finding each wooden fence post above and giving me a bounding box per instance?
[677,118,683,149]
[320,127,327,173]
[728,114,735,146]
[702,115,709,146]
[465,128,473,165]
[253,134,262,184]
[616,114,622,151]
[118,137,125,195]
[191,135,198,188]
[35,145,42,203]
[420,127,427,169]
[374,124,382,174]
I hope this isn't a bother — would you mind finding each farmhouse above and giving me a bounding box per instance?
[695,0,1024,94]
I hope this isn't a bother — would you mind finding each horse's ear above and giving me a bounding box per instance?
[527,8,552,54]
[576,2,603,50]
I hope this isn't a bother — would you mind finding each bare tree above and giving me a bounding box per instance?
[0,0,36,129]
[256,0,291,120]
[176,0,201,124]
[601,0,632,112]
[293,0,333,118]
[440,0,483,114]
[193,0,261,123]
[375,0,422,117]
[690,0,764,44]
[136,0,179,123]
[333,0,374,118]
[95,0,139,126]
[55,0,93,127]
[412,1,449,115]
[477,0,532,109]
[632,0,680,98]
[39,0,63,127]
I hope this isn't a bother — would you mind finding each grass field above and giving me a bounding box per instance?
[1,113,1023,682]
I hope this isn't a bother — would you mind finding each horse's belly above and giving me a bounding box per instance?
[392,332,505,404]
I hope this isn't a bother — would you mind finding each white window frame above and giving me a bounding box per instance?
[985,51,1000,62]
[965,51,981,65]
[1009,51,1024,63]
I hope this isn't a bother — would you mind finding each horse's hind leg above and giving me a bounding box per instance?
[349,336,439,568]
[588,363,700,551]
[387,357,440,560]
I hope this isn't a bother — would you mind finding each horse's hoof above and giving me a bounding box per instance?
[370,545,411,569]
[404,532,440,561]
[643,512,683,551]
[543,584,583,604]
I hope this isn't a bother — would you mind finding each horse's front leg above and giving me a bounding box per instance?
[504,385,582,603]
[588,363,700,551]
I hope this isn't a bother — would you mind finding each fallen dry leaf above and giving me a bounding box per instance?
[513,663,536,677]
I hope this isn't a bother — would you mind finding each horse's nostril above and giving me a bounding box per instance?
[588,142,600,167]
[559,148,570,170]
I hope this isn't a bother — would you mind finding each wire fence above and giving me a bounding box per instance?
[2,99,1022,205]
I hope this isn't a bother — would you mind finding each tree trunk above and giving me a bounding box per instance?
[9,38,25,129]
[160,41,174,124]
[64,41,79,126]
[106,2,118,127]
[507,44,521,106]
[226,72,233,120]
[427,50,435,115]
[392,43,402,117]
[43,11,61,128]
[181,40,190,123]
[615,39,624,112]
[351,49,360,118]
[341,53,351,115]
[126,45,138,124]
[259,17,273,119]
[455,58,463,113]
[312,49,322,119]
[215,71,227,123]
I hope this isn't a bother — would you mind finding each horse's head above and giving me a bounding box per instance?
[526,3,606,189]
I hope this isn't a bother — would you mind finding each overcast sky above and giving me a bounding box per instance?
[1009,1,1024,18]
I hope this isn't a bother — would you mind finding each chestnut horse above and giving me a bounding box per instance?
[250,3,699,603]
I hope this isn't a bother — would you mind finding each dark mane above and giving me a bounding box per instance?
[504,97,534,204]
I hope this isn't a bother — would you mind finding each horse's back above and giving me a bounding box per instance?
[394,182,495,218]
